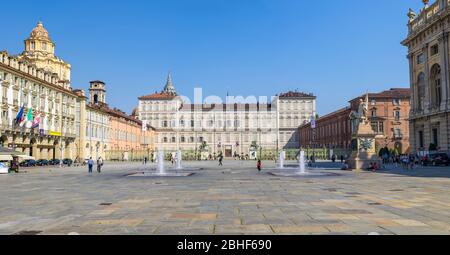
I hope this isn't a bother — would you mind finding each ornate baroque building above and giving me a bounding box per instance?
[137,74,316,158]
[402,0,450,153]
[0,22,77,160]
[1,22,155,161]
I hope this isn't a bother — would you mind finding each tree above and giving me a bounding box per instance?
[429,143,438,151]
[199,141,208,152]
[250,141,259,150]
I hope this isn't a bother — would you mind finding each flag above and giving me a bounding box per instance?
[31,112,41,129]
[15,106,25,125]
[20,108,32,128]
[310,115,316,129]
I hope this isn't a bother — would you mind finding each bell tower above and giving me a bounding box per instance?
[89,81,107,106]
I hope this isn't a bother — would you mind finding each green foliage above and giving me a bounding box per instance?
[429,143,438,151]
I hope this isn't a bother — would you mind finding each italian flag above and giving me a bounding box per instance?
[23,108,33,128]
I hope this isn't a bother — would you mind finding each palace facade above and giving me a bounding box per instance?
[137,74,316,158]
[402,0,450,153]
[0,22,77,160]
[1,22,154,161]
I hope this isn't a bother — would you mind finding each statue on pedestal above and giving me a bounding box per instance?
[347,93,381,170]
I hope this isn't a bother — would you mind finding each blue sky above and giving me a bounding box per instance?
[1,0,424,115]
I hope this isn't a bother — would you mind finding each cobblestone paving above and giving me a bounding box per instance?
[0,161,449,235]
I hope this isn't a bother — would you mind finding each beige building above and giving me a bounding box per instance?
[0,22,77,160]
[137,74,316,159]
[402,0,450,153]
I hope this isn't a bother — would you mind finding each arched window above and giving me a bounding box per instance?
[417,72,426,110]
[430,64,442,108]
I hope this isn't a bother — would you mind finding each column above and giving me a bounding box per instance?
[423,44,431,114]
[438,33,449,109]
[407,52,418,111]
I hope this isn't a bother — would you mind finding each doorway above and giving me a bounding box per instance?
[225,145,233,158]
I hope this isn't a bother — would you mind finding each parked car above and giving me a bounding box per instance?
[36,159,49,166]
[49,159,61,165]
[19,159,37,167]
[63,158,73,166]
[423,153,450,166]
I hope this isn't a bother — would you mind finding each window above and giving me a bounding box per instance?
[371,122,378,133]
[42,42,47,51]
[163,137,168,143]
[180,136,185,143]
[162,121,168,128]
[432,128,439,147]
[430,64,442,107]
[417,72,426,110]
[371,109,377,117]
[394,128,402,139]
[31,42,35,50]
[430,44,439,56]
[171,137,176,143]
[419,131,424,148]
[394,110,401,121]
[371,100,376,106]
[393,99,401,106]
[417,53,425,64]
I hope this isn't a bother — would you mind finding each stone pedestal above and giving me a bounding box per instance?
[348,121,382,171]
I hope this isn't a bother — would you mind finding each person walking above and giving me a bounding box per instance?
[144,157,148,165]
[97,157,103,173]
[257,160,262,172]
[88,157,94,174]
[219,154,223,166]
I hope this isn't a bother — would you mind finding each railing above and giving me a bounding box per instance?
[410,1,444,34]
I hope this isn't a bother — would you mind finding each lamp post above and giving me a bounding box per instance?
[59,136,63,168]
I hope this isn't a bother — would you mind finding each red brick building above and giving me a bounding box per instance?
[298,107,351,150]
[299,88,411,154]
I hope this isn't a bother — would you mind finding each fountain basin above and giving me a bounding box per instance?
[268,171,340,178]
[127,172,195,177]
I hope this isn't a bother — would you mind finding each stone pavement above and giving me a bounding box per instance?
[0,160,449,235]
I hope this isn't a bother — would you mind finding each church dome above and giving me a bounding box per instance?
[29,22,52,41]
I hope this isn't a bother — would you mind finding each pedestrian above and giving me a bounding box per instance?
[97,157,103,173]
[219,155,223,166]
[144,157,148,165]
[331,154,336,163]
[340,155,344,163]
[88,157,94,174]
[257,160,262,172]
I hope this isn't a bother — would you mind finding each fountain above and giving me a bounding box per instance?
[157,150,165,174]
[127,150,194,177]
[176,150,182,170]
[298,150,306,174]
[268,150,340,177]
[278,151,285,169]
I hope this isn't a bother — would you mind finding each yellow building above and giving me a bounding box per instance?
[0,22,77,160]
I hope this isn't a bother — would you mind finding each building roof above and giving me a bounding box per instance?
[350,88,410,103]
[138,92,178,101]
[278,91,315,99]
[29,21,52,42]
[179,103,273,112]
[299,107,350,129]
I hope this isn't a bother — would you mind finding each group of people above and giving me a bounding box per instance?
[87,157,103,174]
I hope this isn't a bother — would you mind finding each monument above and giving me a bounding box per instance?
[347,93,381,170]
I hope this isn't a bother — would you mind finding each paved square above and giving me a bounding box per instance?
[0,161,449,235]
